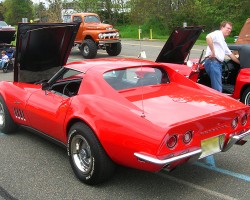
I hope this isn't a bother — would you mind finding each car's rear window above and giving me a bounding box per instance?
[103,67,169,90]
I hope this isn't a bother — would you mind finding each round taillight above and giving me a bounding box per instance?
[167,135,178,149]
[241,114,248,126]
[183,130,193,144]
[231,117,238,129]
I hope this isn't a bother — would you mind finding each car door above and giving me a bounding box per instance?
[25,89,71,142]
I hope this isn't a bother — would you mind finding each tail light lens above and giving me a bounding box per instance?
[183,130,193,144]
[241,114,248,126]
[231,117,238,129]
[166,135,178,149]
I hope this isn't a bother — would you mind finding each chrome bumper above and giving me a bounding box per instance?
[134,129,250,165]
[99,40,121,44]
[222,129,250,152]
[134,149,202,165]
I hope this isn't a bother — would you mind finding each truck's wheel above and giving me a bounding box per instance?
[106,42,122,56]
[241,87,250,105]
[80,39,97,59]
[67,122,115,185]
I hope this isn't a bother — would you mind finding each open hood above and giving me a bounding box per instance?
[236,18,250,44]
[156,26,203,64]
[14,23,79,82]
[0,21,16,44]
[0,29,16,44]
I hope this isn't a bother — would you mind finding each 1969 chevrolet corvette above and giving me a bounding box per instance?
[1,23,250,185]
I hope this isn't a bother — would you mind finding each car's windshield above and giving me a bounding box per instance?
[0,21,8,27]
[103,67,169,90]
[84,16,101,23]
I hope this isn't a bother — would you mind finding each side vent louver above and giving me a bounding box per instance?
[14,108,26,121]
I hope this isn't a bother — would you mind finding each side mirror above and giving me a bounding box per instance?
[41,82,50,90]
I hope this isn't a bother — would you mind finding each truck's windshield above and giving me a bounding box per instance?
[84,16,101,23]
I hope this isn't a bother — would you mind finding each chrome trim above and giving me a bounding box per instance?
[99,40,121,44]
[134,149,202,165]
[135,129,250,165]
[222,129,250,152]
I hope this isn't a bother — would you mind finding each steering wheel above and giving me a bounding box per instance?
[63,82,78,97]
[222,61,230,83]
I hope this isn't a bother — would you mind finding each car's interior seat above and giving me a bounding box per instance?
[136,72,160,86]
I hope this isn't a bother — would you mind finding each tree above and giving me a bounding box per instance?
[46,0,63,22]
[2,0,34,25]
[33,1,47,22]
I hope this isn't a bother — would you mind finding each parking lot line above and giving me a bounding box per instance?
[159,172,237,200]
[196,161,250,182]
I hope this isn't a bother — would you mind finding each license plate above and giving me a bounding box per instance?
[200,135,225,159]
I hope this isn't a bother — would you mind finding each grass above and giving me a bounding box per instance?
[117,25,235,45]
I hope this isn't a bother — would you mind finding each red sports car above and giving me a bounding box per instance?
[156,26,250,105]
[1,23,250,185]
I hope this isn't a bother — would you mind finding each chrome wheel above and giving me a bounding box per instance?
[244,92,250,105]
[0,102,5,127]
[241,87,250,106]
[83,45,90,55]
[68,122,115,185]
[71,135,93,174]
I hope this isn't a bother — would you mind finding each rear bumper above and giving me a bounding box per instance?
[134,129,250,166]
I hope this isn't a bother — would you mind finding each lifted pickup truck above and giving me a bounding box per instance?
[71,13,121,59]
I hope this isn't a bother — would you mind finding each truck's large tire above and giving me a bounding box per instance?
[106,42,122,56]
[80,39,97,59]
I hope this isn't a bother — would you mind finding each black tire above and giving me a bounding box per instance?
[106,42,122,56]
[241,86,250,105]
[67,122,115,185]
[80,39,97,59]
[0,95,18,133]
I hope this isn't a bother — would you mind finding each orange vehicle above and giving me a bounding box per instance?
[235,18,250,44]
[71,13,121,59]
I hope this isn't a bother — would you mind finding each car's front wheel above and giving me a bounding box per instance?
[241,87,250,105]
[0,96,18,133]
[67,122,115,185]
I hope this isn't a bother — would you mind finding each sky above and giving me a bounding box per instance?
[0,0,47,4]
[32,0,46,4]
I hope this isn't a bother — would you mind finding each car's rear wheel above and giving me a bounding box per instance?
[67,122,115,185]
[0,96,18,133]
[241,87,250,105]
[106,42,122,56]
[80,39,97,59]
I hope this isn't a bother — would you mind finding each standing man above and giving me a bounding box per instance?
[204,21,240,92]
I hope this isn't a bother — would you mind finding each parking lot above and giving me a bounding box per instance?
[0,40,250,200]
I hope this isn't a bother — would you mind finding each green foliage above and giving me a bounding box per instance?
[0,0,248,40]
[2,0,34,25]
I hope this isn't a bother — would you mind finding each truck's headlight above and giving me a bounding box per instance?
[98,33,104,39]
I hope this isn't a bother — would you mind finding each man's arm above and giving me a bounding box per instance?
[229,53,240,64]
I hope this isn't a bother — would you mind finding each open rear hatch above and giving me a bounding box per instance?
[156,26,203,64]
